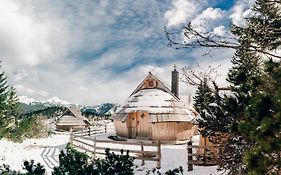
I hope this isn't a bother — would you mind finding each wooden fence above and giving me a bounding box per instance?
[70,130,161,169]
[72,124,114,137]
[187,141,223,171]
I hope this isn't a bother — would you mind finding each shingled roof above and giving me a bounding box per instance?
[56,106,91,126]
[114,73,197,122]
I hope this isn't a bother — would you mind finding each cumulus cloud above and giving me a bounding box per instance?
[229,0,255,26]
[164,0,206,27]
[191,7,225,32]
[213,26,226,36]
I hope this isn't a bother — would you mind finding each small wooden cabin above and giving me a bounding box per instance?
[56,106,91,131]
[113,70,198,141]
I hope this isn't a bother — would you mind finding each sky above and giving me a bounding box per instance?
[0,0,255,105]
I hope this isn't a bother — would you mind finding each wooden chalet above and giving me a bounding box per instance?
[56,106,91,131]
[113,68,198,142]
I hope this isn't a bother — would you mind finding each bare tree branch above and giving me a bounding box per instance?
[165,23,281,59]
[180,64,220,86]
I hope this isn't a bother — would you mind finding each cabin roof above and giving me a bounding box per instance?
[56,115,87,126]
[114,72,198,123]
[114,88,197,122]
[57,106,91,126]
[130,72,179,100]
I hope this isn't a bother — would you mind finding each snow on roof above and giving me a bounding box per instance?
[130,72,179,100]
[57,106,91,126]
[114,88,196,122]
[56,115,87,126]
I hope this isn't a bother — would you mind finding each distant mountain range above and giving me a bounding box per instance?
[81,103,119,116]
[19,95,119,117]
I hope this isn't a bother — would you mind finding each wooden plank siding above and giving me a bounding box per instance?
[113,121,128,137]
[136,111,150,138]
[114,113,196,141]
[151,122,194,141]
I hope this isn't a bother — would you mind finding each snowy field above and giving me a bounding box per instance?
[0,134,69,174]
[0,124,221,175]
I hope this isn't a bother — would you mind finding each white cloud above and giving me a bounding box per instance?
[229,0,255,26]
[213,26,226,36]
[90,47,138,69]
[191,7,225,32]
[164,0,204,27]
[0,0,71,67]
[15,84,49,99]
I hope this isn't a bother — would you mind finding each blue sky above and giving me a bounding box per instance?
[0,0,254,105]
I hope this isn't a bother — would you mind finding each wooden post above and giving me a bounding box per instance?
[88,127,91,136]
[156,141,161,169]
[187,141,193,171]
[204,137,207,165]
[93,136,96,160]
[141,142,145,166]
[70,128,73,144]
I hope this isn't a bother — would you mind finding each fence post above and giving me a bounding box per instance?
[187,141,193,171]
[141,142,145,166]
[93,136,96,160]
[70,128,73,144]
[88,127,91,136]
[156,141,161,169]
[203,137,207,165]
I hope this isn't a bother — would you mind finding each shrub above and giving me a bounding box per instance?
[22,160,45,175]
[3,144,183,175]
[53,144,135,175]
[95,148,135,175]
[52,144,94,175]
[146,166,183,175]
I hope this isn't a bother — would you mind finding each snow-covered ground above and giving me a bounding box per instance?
[0,134,69,174]
[0,123,221,174]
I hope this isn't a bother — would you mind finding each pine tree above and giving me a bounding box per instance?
[193,78,214,112]
[0,63,21,137]
[210,47,263,174]
[185,0,281,174]
[6,87,21,126]
[194,79,231,136]
[236,59,281,174]
[0,66,10,136]
[228,1,281,174]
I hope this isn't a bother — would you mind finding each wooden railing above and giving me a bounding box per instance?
[187,141,223,171]
[70,130,161,169]
[72,124,114,137]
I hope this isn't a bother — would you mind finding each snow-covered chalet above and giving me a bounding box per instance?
[113,68,198,142]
